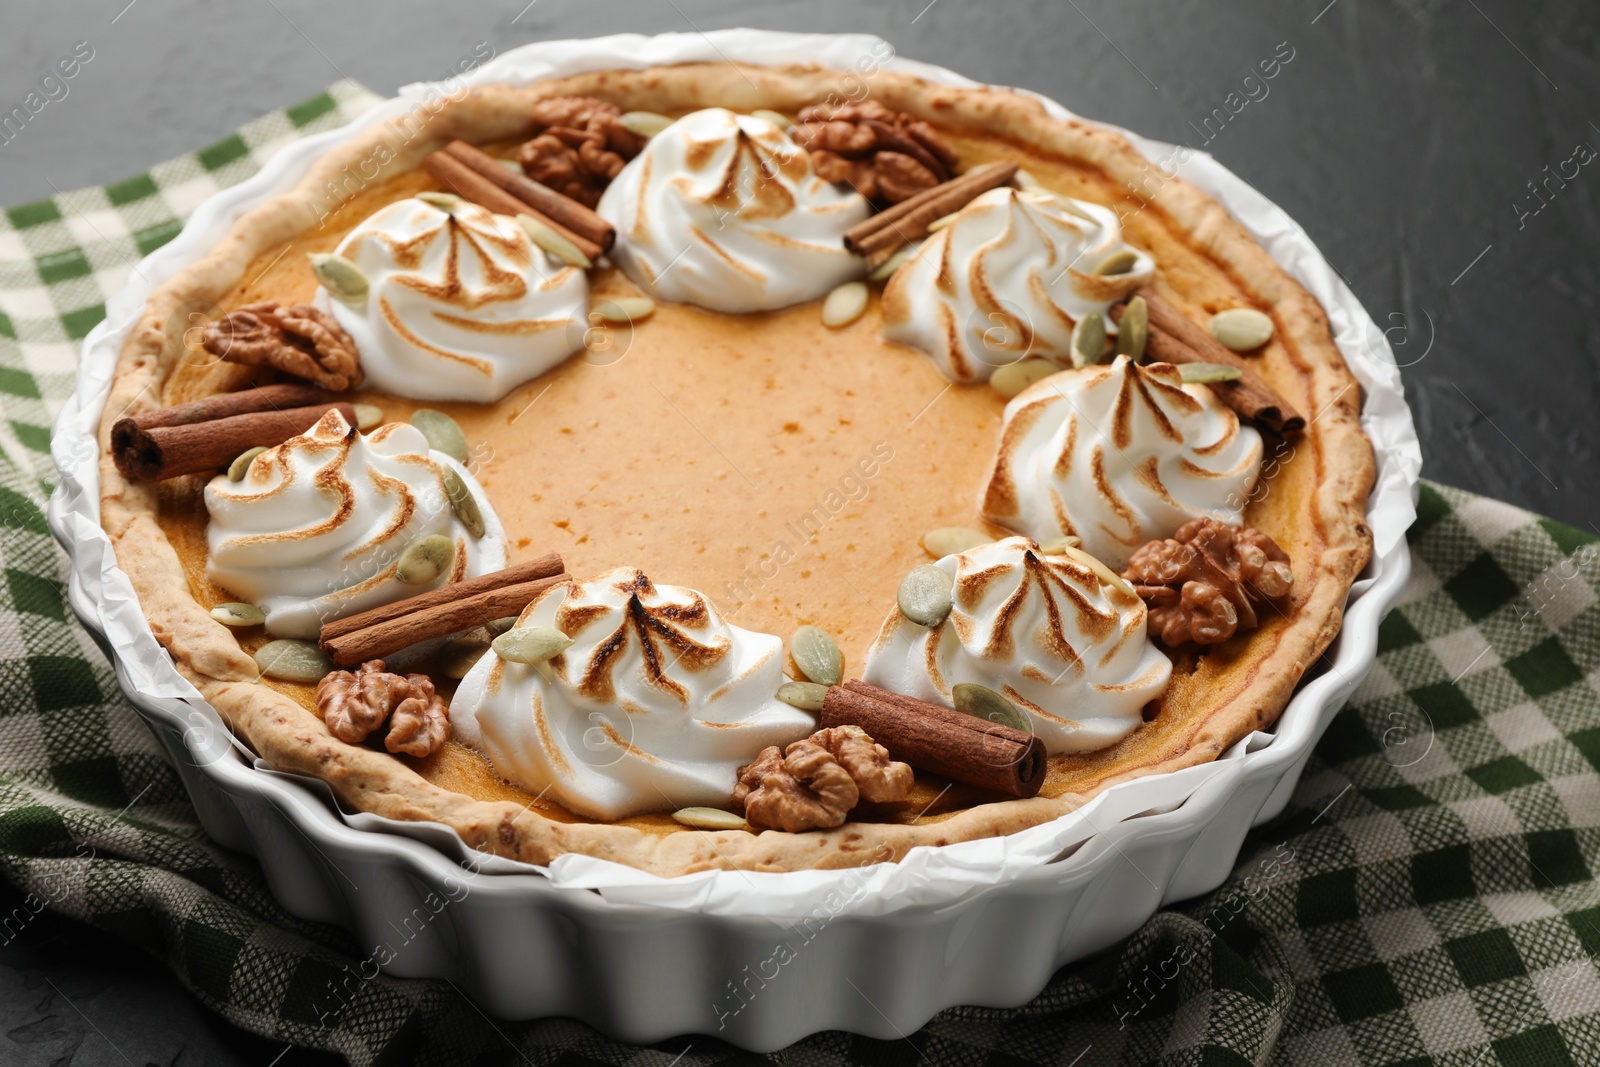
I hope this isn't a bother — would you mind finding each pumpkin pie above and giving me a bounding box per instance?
[98,62,1374,875]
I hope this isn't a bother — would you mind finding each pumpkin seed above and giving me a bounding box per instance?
[493,625,574,664]
[439,632,490,679]
[867,245,917,282]
[953,682,1032,733]
[211,602,265,627]
[1178,362,1243,385]
[1071,310,1108,367]
[590,297,656,324]
[254,639,333,684]
[416,190,466,214]
[1115,295,1148,360]
[776,680,829,712]
[516,214,591,269]
[751,108,792,130]
[1037,534,1082,555]
[921,526,991,559]
[409,409,469,463]
[619,110,675,138]
[1061,545,1136,597]
[672,806,749,831]
[442,468,485,538]
[352,404,384,431]
[1093,249,1139,276]
[1210,308,1274,351]
[989,358,1057,399]
[924,211,960,233]
[227,446,267,482]
[898,565,953,627]
[396,534,455,585]
[307,253,368,307]
[821,281,869,328]
[791,626,843,686]
[486,615,519,637]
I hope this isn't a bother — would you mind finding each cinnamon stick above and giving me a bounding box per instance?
[422,151,604,263]
[117,384,331,433]
[1113,290,1305,435]
[320,554,568,667]
[441,140,615,253]
[822,680,1047,798]
[112,389,355,483]
[1136,287,1264,367]
[844,161,1018,259]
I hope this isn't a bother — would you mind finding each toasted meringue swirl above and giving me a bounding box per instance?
[326,197,588,403]
[205,409,506,639]
[982,356,1263,570]
[450,567,815,820]
[863,537,1170,754]
[597,108,871,313]
[881,187,1154,382]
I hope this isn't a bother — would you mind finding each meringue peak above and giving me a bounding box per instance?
[1107,357,1201,450]
[983,356,1264,569]
[882,186,1154,382]
[959,544,1124,666]
[204,410,506,639]
[558,570,732,704]
[450,566,813,820]
[326,196,587,403]
[699,125,805,219]
[598,108,870,313]
[385,206,534,309]
[864,536,1170,754]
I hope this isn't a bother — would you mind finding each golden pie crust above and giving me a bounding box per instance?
[98,63,1375,875]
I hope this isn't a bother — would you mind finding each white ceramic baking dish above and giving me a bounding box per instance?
[49,30,1421,1051]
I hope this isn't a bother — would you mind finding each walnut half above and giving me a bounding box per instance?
[518,95,646,208]
[791,101,960,205]
[1123,518,1294,647]
[315,660,450,757]
[201,302,362,392]
[734,725,914,832]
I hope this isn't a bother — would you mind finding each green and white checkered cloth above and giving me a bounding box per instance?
[2,83,1598,1067]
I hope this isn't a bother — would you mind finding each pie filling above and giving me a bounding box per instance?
[131,95,1337,841]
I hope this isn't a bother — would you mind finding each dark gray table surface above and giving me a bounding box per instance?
[3,1,1596,1063]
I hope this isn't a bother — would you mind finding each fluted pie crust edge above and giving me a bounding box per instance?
[98,64,1375,876]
